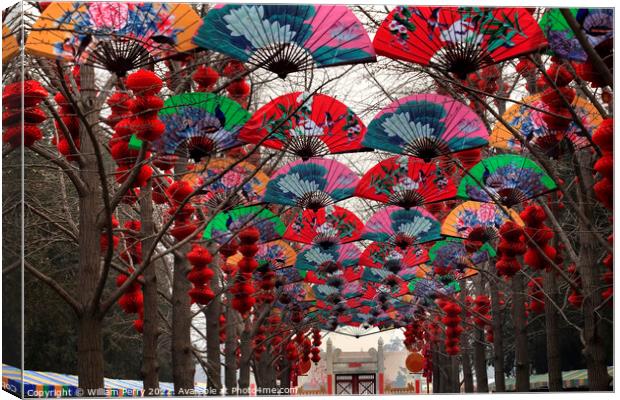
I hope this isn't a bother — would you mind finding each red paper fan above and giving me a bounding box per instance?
[283,205,363,245]
[355,155,456,208]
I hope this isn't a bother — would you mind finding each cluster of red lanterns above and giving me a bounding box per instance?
[470,295,494,342]
[230,228,260,314]
[193,66,220,92]
[496,221,526,278]
[592,119,613,210]
[403,322,423,350]
[567,264,584,308]
[121,220,143,266]
[521,205,556,271]
[125,70,165,142]
[116,268,144,333]
[256,264,277,304]
[100,215,120,253]
[253,324,268,360]
[166,181,199,241]
[187,244,215,305]
[117,220,144,332]
[310,328,321,364]
[438,299,462,355]
[223,60,250,106]
[526,277,545,315]
[472,295,490,327]
[539,68,575,131]
[53,69,84,160]
[573,60,608,89]
[2,80,48,148]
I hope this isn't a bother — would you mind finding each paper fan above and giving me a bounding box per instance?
[441,201,523,240]
[360,242,429,273]
[294,242,360,277]
[458,155,558,206]
[239,91,367,159]
[183,158,268,210]
[540,8,613,62]
[360,269,411,297]
[3,23,19,64]
[193,4,375,79]
[131,93,250,160]
[228,240,297,270]
[311,282,365,304]
[489,94,603,157]
[283,205,363,246]
[362,206,442,247]
[356,155,456,208]
[203,205,285,244]
[362,94,488,161]
[264,158,359,210]
[373,7,546,79]
[25,3,200,75]
[408,276,460,303]
[301,264,363,286]
[428,238,492,279]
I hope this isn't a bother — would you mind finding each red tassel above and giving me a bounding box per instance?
[3,124,43,147]
[592,118,613,153]
[193,66,219,88]
[594,155,613,180]
[226,79,250,98]
[3,80,48,108]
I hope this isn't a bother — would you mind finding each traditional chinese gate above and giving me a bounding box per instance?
[335,374,376,395]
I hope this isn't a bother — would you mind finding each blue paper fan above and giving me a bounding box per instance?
[264,158,359,210]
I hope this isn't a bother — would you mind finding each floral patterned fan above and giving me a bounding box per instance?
[363,94,488,161]
[360,242,429,274]
[458,155,558,207]
[301,265,363,285]
[193,4,375,79]
[239,92,367,159]
[362,206,442,247]
[264,158,359,210]
[360,269,411,297]
[26,3,200,75]
[428,238,493,279]
[182,158,268,210]
[134,93,250,161]
[441,201,523,241]
[311,282,365,305]
[489,94,603,157]
[539,8,613,62]
[203,205,285,244]
[294,242,360,278]
[356,155,456,208]
[283,205,363,246]
[373,7,546,79]
[228,240,297,269]
[408,276,460,304]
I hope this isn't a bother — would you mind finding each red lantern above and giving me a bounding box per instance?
[126,70,163,96]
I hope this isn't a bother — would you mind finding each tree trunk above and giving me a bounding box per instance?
[237,325,252,394]
[460,287,474,393]
[490,280,505,392]
[205,250,222,395]
[473,328,488,393]
[224,303,238,395]
[77,315,104,394]
[462,350,474,393]
[576,152,611,391]
[473,272,489,393]
[140,180,160,393]
[543,269,562,391]
[512,274,530,392]
[76,64,104,393]
[431,344,440,393]
[171,250,195,394]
